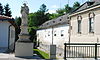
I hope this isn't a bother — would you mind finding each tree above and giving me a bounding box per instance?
[73,2,80,10]
[49,13,59,19]
[28,4,50,48]
[56,8,65,16]
[15,17,21,26]
[15,17,21,42]
[65,4,72,13]
[28,13,36,27]
[39,4,48,13]
[0,3,4,15]
[4,4,12,17]
[28,4,49,27]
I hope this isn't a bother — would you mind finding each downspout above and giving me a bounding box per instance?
[68,18,71,49]
[8,25,12,49]
[52,26,54,45]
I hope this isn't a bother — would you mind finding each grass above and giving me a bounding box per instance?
[33,49,50,59]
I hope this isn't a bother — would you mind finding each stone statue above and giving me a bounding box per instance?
[21,3,29,25]
[18,3,30,42]
[15,3,33,57]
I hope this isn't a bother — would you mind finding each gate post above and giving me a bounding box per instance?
[95,43,97,60]
[64,43,66,59]
[50,45,56,59]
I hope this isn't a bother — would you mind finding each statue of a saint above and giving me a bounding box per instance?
[21,3,29,25]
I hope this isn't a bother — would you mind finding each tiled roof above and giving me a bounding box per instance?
[0,15,18,28]
[0,15,14,20]
[71,0,100,14]
[39,14,69,29]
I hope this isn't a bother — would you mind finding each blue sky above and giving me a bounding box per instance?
[0,0,88,18]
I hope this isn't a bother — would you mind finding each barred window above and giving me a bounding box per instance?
[89,12,95,33]
[89,17,94,33]
[77,16,82,34]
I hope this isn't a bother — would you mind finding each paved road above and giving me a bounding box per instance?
[0,48,99,60]
[0,53,44,60]
[0,48,44,60]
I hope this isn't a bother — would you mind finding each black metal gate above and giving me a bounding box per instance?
[64,43,100,59]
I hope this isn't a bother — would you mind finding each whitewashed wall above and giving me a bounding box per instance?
[37,24,69,58]
[37,24,69,48]
[0,21,10,48]
[9,25,15,50]
[0,20,15,50]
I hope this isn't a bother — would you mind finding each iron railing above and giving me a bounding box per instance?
[64,43,100,59]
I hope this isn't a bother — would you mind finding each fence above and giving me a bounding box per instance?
[64,43,100,59]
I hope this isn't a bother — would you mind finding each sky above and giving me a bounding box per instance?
[0,0,88,18]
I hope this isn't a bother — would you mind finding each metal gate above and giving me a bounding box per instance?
[64,43,100,59]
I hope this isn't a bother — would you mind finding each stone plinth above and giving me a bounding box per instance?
[15,42,33,57]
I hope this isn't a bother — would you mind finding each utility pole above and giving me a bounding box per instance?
[68,0,69,5]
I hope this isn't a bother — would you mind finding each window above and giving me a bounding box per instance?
[89,17,94,33]
[60,19,62,21]
[89,12,95,33]
[48,31,50,36]
[61,30,64,36]
[53,21,55,23]
[78,20,81,33]
[77,16,82,33]
[54,31,56,36]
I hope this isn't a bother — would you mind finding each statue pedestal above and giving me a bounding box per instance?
[15,42,33,57]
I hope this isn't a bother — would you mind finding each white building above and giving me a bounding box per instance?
[0,15,17,52]
[37,15,69,58]
[69,0,100,43]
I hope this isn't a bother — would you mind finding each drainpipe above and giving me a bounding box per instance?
[52,26,54,45]
[97,37,99,43]
[68,17,71,48]
[8,25,12,49]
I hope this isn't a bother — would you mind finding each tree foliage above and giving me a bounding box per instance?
[15,17,21,42]
[0,3,4,15]
[0,3,12,16]
[28,4,49,27]
[49,13,59,19]
[56,8,65,16]
[65,4,73,13]
[28,4,50,47]
[73,2,80,10]
[4,4,12,17]
[39,4,48,13]
[15,17,21,26]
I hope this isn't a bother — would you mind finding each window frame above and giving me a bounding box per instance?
[61,30,64,37]
[89,12,95,33]
[54,30,56,36]
[77,15,82,34]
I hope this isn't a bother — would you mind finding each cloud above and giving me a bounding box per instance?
[51,5,59,9]
[48,10,56,14]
